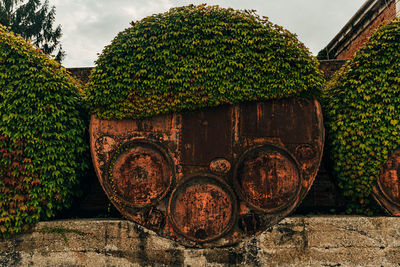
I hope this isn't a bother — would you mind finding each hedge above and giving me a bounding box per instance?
[85,5,324,120]
[324,19,400,214]
[0,25,88,236]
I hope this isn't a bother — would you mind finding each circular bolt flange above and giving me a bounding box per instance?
[107,140,174,208]
[234,145,301,213]
[210,158,231,174]
[168,174,237,243]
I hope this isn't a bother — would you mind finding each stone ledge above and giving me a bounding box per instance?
[1,216,400,266]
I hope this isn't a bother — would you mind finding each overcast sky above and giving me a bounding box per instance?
[48,0,366,68]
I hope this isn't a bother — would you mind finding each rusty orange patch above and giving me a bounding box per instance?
[109,141,173,208]
[168,175,236,242]
[235,146,300,213]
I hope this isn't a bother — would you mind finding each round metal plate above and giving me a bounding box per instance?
[234,145,301,213]
[107,140,174,208]
[168,174,237,243]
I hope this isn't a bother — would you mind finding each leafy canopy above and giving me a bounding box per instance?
[0,0,64,62]
[0,25,87,237]
[324,19,400,214]
[86,5,324,120]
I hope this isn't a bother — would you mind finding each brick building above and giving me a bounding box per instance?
[319,0,400,60]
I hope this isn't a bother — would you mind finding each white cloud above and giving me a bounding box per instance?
[49,0,174,67]
[48,0,365,67]
[171,0,365,55]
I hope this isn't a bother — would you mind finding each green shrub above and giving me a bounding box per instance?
[85,5,324,120]
[0,25,88,237]
[324,19,400,214]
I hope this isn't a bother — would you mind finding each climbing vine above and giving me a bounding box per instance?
[85,4,324,119]
[0,25,88,237]
[324,19,400,214]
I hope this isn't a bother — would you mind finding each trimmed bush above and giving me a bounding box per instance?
[0,25,88,237]
[324,19,400,214]
[85,4,324,120]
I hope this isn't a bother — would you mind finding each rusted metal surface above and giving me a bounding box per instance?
[234,146,301,213]
[239,99,314,143]
[209,158,231,174]
[373,149,400,215]
[181,106,232,165]
[89,98,324,247]
[168,174,236,242]
[107,141,173,208]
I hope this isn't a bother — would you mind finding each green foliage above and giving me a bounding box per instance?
[85,5,324,120]
[0,25,87,237]
[323,19,400,215]
[0,0,65,62]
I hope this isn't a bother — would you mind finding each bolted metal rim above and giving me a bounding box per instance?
[233,143,302,214]
[167,173,238,243]
[104,139,175,209]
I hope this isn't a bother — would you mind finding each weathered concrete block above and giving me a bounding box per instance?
[1,216,400,266]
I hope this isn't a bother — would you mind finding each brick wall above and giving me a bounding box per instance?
[318,59,347,80]
[337,1,396,60]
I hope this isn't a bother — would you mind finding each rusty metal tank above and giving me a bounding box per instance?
[90,98,324,247]
[373,150,400,215]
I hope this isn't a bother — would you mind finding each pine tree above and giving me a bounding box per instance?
[0,0,65,63]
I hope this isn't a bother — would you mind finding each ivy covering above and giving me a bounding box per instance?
[324,20,400,214]
[0,25,88,236]
[85,5,324,119]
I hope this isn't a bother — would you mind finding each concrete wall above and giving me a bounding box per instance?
[1,217,400,266]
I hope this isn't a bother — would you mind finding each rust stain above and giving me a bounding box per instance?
[314,98,325,144]
[235,146,300,212]
[108,141,174,208]
[181,106,232,165]
[233,106,240,144]
[379,154,400,204]
[373,149,400,215]
[209,158,231,174]
[95,135,117,154]
[142,207,166,231]
[239,99,315,143]
[168,175,236,242]
[296,144,316,161]
[89,98,324,247]
[296,144,317,176]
